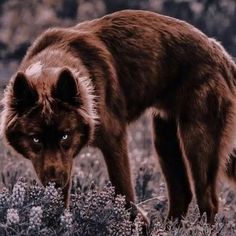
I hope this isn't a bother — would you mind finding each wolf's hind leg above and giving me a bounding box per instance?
[177,89,226,223]
[153,116,192,220]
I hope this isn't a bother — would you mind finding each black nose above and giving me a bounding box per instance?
[43,167,68,188]
[45,166,56,179]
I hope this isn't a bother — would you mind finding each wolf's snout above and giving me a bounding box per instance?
[43,166,68,187]
[45,166,56,179]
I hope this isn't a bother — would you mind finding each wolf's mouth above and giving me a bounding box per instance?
[51,181,63,189]
[42,176,69,190]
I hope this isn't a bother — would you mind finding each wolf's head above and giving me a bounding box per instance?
[1,65,98,204]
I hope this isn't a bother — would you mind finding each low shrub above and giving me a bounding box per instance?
[0,179,143,236]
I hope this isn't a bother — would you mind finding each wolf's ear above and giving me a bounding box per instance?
[12,72,38,112]
[54,68,79,105]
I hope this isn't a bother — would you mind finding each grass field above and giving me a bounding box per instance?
[0,88,236,235]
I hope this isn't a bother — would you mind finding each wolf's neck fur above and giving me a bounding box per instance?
[70,68,99,141]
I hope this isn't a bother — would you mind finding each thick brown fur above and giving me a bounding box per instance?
[1,10,236,223]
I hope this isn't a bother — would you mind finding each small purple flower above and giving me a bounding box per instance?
[11,180,26,207]
[60,209,73,229]
[0,187,10,207]
[29,206,43,229]
[44,182,62,204]
[7,208,19,225]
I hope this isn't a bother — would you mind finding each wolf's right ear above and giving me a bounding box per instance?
[12,72,38,112]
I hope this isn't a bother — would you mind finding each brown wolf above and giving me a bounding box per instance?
[1,10,236,223]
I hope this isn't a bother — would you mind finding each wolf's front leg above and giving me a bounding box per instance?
[97,127,135,206]
[96,122,149,233]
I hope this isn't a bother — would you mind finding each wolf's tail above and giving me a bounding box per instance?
[225,150,236,182]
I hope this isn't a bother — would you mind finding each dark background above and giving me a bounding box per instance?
[0,0,236,85]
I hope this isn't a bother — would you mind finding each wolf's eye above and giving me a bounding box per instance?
[33,137,40,143]
[61,134,69,141]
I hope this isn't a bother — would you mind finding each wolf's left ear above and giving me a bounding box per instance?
[12,72,38,112]
[54,68,79,105]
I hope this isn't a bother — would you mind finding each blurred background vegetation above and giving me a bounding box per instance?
[0,0,236,86]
